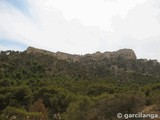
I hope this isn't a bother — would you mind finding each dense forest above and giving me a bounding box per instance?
[0,49,160,120]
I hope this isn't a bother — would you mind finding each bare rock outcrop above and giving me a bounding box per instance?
[26,47,136,62]
[116,49,137,59]
[26,47,80,62]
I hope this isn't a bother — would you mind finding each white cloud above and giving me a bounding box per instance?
[111,1,160,39]
[46,0,147,30]
[0,0,107,54]
[0,0,160,61]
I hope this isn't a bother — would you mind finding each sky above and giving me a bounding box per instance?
[0,0,160,61]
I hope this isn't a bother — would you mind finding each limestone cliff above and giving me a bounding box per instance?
[26,47,137,61]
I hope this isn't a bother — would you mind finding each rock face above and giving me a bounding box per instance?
[26,47,137,61]
[115,49,137,60]
[26,47,56,56]
[26,47,81,62]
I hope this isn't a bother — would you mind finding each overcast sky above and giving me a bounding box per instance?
[0,0,160,61]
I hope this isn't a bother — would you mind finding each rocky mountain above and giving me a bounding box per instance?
[26,46,136,62]
[1,46,160,81]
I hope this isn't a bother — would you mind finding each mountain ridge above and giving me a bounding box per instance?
[26,46,137,62]
[1,46,159,79]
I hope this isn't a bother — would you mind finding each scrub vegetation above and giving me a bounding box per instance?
[0,50,160,120]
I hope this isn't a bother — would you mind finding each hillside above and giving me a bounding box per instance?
[0,47,160,120]
[1,47,160,81]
